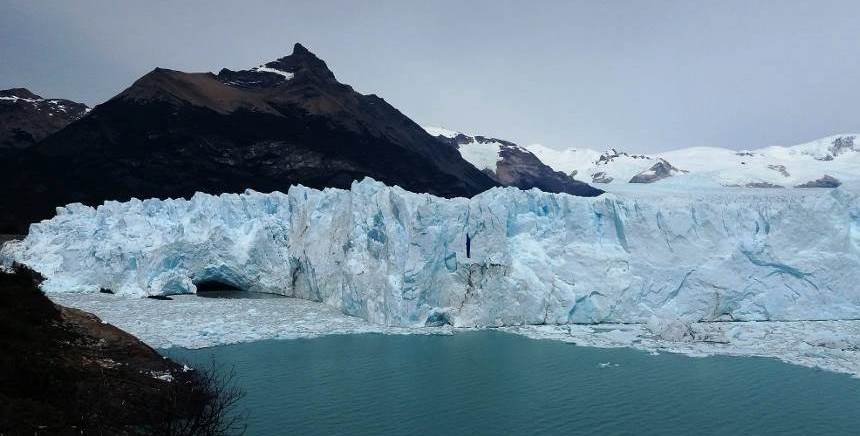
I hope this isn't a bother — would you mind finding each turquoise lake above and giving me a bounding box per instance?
[165,331,860,435]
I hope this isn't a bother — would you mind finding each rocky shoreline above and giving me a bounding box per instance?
[0,265,242,434]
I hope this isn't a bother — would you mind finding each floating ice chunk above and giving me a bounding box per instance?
[646,315,695,342]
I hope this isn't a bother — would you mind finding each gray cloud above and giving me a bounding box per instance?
[1,0,858,152]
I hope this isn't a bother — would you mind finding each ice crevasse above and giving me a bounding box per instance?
[3,178,860,327]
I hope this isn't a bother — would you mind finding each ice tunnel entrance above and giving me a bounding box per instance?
[194,279,245,298]
[193,279,284,300]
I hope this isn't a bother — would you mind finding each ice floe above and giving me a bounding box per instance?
[49,292,860,377]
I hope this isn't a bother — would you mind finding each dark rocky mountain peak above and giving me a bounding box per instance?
[796,175,842,188]
[829,135,855,157]
[217,43,337,89]
[1,88,42,100]
[273,43,336,79]
[596,148,651,165]
[0,88,89,151]
[629,158,688,183]
[0,45,501,233]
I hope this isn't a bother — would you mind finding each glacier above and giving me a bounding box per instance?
[3,178,860,328]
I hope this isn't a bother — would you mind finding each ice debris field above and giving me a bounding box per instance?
[3,178,860,376]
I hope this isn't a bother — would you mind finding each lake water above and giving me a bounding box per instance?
[165,331,860,435]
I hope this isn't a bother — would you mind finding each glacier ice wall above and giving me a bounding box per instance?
[3,178,860,327]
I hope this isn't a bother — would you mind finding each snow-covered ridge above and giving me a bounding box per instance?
[0,95,39,103]
[0,94,85,114]
[4,178,859,328]
[424,126,860,188]
[423,126,461,138]
[525,134,860,188]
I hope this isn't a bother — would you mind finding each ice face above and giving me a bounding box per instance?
[3,178,860,327]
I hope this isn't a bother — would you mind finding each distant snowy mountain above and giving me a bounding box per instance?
[423,126,602,197]
[0,88,89,151]
[525,135,860,189]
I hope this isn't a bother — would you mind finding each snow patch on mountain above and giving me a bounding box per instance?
[423,126,506,173]
[251,65,295,80]
[423,126,461,138]
[0,95,39,103]
[459,140,504,172]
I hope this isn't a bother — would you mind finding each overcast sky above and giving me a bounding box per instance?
[2,0,858,152]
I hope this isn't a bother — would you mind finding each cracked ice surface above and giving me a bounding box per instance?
[50,292,860,377]
[49,293,448,350]
[506,321,860,378]
[4,178,860,328]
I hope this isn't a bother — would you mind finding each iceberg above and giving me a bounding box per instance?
[3,178,860,327]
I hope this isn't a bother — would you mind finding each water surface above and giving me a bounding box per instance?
[165,331,860,435]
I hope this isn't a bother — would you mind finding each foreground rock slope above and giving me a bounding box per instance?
[0,266,241,434]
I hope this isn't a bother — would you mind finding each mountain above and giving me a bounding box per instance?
[0,44,498,233]
[525,134,860,189]
[423,127,602,196]
[628,159,687,183]
[0,88,89,151]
